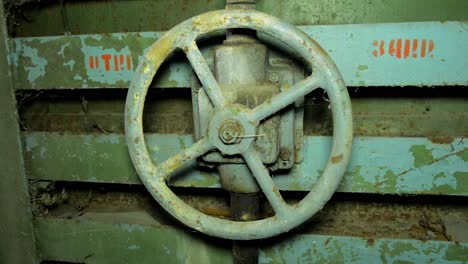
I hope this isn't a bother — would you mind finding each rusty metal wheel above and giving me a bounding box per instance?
[125,9,353,240]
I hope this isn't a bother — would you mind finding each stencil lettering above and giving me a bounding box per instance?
[373,39,434,59]
[88,54,132,72]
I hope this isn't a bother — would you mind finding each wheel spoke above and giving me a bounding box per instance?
[156,138,215,181]
[183,41,226,109]
[242,149,290,218]
[250,73,323,123]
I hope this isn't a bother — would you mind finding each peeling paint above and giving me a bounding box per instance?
[410,145,434,168]
[34,216,468,263]
[457,148,468,161]
[63,59,75,71]
[35,217,231,263]
[23,132,468,196]
[120,224,145,233]
[21,45,48,86]
[57,42,70,58]
[357,65,368,71]
[25,135,39,152]
[80,40,133,85]
[259,234,468,264]
[10,21,468,90]
[454,171,468,193]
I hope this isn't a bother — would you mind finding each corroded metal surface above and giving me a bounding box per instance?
[35,217,232,264]
[23,132,468,196]
[9,21,468,89]
[34,216,468,264]
[124,9,352,239]
[9,32,195,89]
[259,234,468,263]
[34,186,468,242]
[18,93,468,137]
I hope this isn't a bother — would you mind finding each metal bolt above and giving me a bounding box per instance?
[269,73,279,83]
[279,149,292,161]
[222,130,235,141]
[219,120,244,145]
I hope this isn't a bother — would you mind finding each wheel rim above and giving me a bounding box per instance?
[125,9,353,240]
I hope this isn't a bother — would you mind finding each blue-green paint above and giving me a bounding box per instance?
[23,132,468,196]
[259,234,468,263]
[20,45,48,87]
[80,42,132,85]
[34,216,468,264]
[10,21,468,89]
[300,21,468,87]
[63,59,75,71]
[35,217,232,263]
[291,136,467,195]
[57,42,70,58]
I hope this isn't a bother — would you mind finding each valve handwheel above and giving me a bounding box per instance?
[125,9,353,240]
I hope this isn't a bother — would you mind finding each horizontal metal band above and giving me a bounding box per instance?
[10,21,468,90]
[23,132,467,195]
[12,0,468,37]
[35,216,468,263]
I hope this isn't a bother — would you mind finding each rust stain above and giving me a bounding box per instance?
[429,136,454,144]
[201,207,231,217]
[191,18,203,29]
[166,158,182,173]
[331,154,343,164]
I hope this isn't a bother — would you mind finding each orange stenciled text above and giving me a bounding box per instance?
[88,54,132,71]
[373,39,434,59]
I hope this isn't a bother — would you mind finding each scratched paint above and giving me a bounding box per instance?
[35,217,232,263]
[120,224,146,233]
[280,136,467,195]
[259,234,468,263]
[22,132,468,196]
[34,217,468,264]
[9,32,193,89]
[9,21,468,89]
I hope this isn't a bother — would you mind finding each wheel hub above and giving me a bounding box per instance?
[208,105,257,155]
[218,119,244,145]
